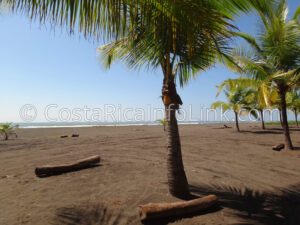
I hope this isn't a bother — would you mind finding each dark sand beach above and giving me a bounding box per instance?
[0,123,300,225]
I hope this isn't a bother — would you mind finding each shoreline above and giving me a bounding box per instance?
[17,121,260,129]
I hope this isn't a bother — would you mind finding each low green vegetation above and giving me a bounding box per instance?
[265,121,298,126]
[156,119,166,131]
[0,122,19,141]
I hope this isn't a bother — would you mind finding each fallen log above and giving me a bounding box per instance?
[35,155,100,177]
[139,194,218,221]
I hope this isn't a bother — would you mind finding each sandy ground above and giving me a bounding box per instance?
[0,123,300,225]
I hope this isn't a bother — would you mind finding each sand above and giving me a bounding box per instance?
[0,123,299,225]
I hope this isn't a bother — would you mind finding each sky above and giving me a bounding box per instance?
[0,1,299,123]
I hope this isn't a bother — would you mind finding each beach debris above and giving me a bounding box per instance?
[35,155,100,177]
[60,135,69,138]
[138,194,218,221]
[272,144,284,151]
[223,124,232,128]
[72,134,79,137]
[1,175,14,179]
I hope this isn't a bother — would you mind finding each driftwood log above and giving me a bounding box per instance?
[35,155,100,177]
[139,195,218,221]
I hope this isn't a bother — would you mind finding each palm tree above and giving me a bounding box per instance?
[217,78,279,130]
[3,0,256,198]
[0,123,19,141]
[287,90,300,126]
[243,89,266,130]
[96,2,258,198]
[97,22,231,199]
[224,0,300,150]
[211,82,256,132]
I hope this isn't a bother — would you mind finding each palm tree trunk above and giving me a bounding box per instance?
[260,110,265,130]
[294,109,298,126]
[162,78,189,199]
[278,108,283,127]
[234,111,240,132]
[4,132,8,141]
[279,88,294,150]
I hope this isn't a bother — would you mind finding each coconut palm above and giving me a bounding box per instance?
[223,0,300,150]
[96,1,259,198]
[243,89,266,130]
[97,20,232,199]
[287,90,300,126]
[217,77,279,129]
[212,82,256,132]
[2,0,258,198]
[0,123,19,141]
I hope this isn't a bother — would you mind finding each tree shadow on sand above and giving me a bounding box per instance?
[53,184,300,225]
[241,130,282,134]
[53,203,131,225]
[141,206,221,225]
[265,127,300,132]
[53,199,221,225]
[189,183,300,225]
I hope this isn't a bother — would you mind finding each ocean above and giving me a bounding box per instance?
[15,121,230,128]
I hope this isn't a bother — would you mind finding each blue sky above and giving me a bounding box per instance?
[0,1,299,122]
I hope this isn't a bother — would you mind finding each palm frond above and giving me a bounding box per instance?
[294,6,300,22]
[231,32,262,53]
[211,101,232,112]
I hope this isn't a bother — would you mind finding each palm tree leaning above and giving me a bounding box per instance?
[3,0,256,198]
[224,0,300,150]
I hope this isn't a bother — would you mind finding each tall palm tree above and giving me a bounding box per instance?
[224,0,300,150]
[287,90,300,126]
[211,82,256,132]
[97,13,236,198]
[2,0,257,198]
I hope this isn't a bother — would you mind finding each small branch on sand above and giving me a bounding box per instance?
[139,195,218,221]
[35,155,100,177]
[272,144,284,151]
